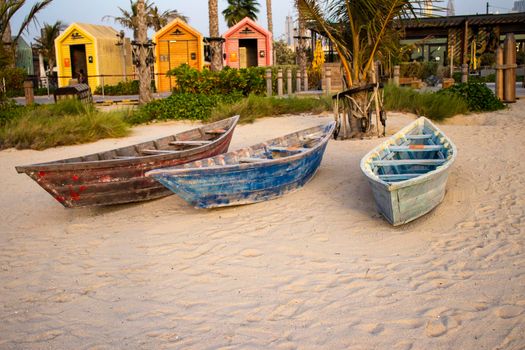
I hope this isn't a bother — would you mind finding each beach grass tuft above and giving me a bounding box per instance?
[210,94,332,123]
[384,84,469,120]
[0,100,130,150]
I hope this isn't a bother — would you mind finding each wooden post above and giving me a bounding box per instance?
[503,33,516,103]
[461,20,469,65]
[286,68,292,95]
[296,70,301,92]
[266,68,272,97]
[393,65,400,86]
[370,64,381,137]
[461,64,468,83]
[23,80,34,105]
[277,68,283,96]
[495,46,504,100]
[303,69,308,92]
[325,68,331,94]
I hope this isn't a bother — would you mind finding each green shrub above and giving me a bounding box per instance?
[0,97,24,126]
[210,94,332,124]
[400,62,438,80]
[0,67,26,97]
[439,82,505,112]
[452,72,496,83]
[126,92,244,125]
[167,64,266,96]
[94,80,140,95]
[0,99,130,150]
[385,84,468,120]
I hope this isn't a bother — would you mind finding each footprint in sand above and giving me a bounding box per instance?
[495,305,524,319]
[425,318,447,337]
[241,249,263,258]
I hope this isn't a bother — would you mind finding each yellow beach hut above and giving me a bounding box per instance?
[153,19,204,92]
[55,23,133,92]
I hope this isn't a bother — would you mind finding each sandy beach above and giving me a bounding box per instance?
[1,100,524,349]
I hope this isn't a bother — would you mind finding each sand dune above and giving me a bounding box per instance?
[1,102,524,349]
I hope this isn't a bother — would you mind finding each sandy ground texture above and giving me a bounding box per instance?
[1,101,524,349]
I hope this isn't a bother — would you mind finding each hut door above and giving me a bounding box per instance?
[239,39,258,67]
[70,45,88,84]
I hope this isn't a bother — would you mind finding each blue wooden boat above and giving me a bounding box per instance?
[360,117,457,226]
[146,121,336,208]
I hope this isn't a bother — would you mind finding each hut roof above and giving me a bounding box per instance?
[223,17,272,39]
[153,18,202,41]
[57,23,119,43]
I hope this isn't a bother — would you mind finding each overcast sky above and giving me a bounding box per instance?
[11,0,519,44]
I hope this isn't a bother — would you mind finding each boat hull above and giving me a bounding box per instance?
[360,117,456,226]
[366,168,451,226]
[16,117,238,208]
[152,142,328,208]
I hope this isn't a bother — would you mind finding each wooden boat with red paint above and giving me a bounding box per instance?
[15,116,239,208]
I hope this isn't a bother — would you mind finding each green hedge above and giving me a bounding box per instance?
[167,64,266,96]
[438,82,505,112]
[126,92,244,125]
[94,80,139,95]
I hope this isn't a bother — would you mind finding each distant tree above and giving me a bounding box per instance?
[0,0,53,67]
[265,0,272,33]
[104,1,187,38]
[222,0,260,27]
[34,20,65,73]
[274,40,295,65]
[149,5,188,31]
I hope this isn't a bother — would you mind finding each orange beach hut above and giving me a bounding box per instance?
[153,19,204,92]
[224,17,272,68]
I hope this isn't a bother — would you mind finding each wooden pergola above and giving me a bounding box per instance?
[400,12,525,66]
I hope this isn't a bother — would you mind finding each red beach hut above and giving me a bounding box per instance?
[223,17,272,68]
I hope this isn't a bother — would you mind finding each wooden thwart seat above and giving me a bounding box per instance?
[390,145,444,152]
[378,173,421,181]
[141,149,183,155]
[169,140,212,146]
[372,159,447,166]
[269,146,310,153]
[239,157,272,163]
[405,134,433,140]
[205,129,226,134]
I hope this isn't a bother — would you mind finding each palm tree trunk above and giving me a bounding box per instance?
[297,5,307,78]
[209,0,223,71]
[137,0,152,104]
[266,0,273,34]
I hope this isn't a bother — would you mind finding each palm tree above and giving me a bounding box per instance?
[208,0,223,71]
[265,0,272,34]
[297,0,438,138]
[149,6,188,31]
[0,0,53,66]
[222,0,260,27]
[136,0,151,104]
[104,0,152,39]
[34,20,64,74]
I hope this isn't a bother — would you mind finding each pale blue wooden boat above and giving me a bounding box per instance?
[146,121,336,208]
[360,117,457,226]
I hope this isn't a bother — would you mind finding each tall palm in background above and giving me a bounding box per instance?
[33,20,64,73]
[136,0,151,104]
[208,0,223,71]
[149,5,188,31]
[104,1,187,38]
[0,0,53,66]
[222,0,260,27]
[265,0,272,33]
